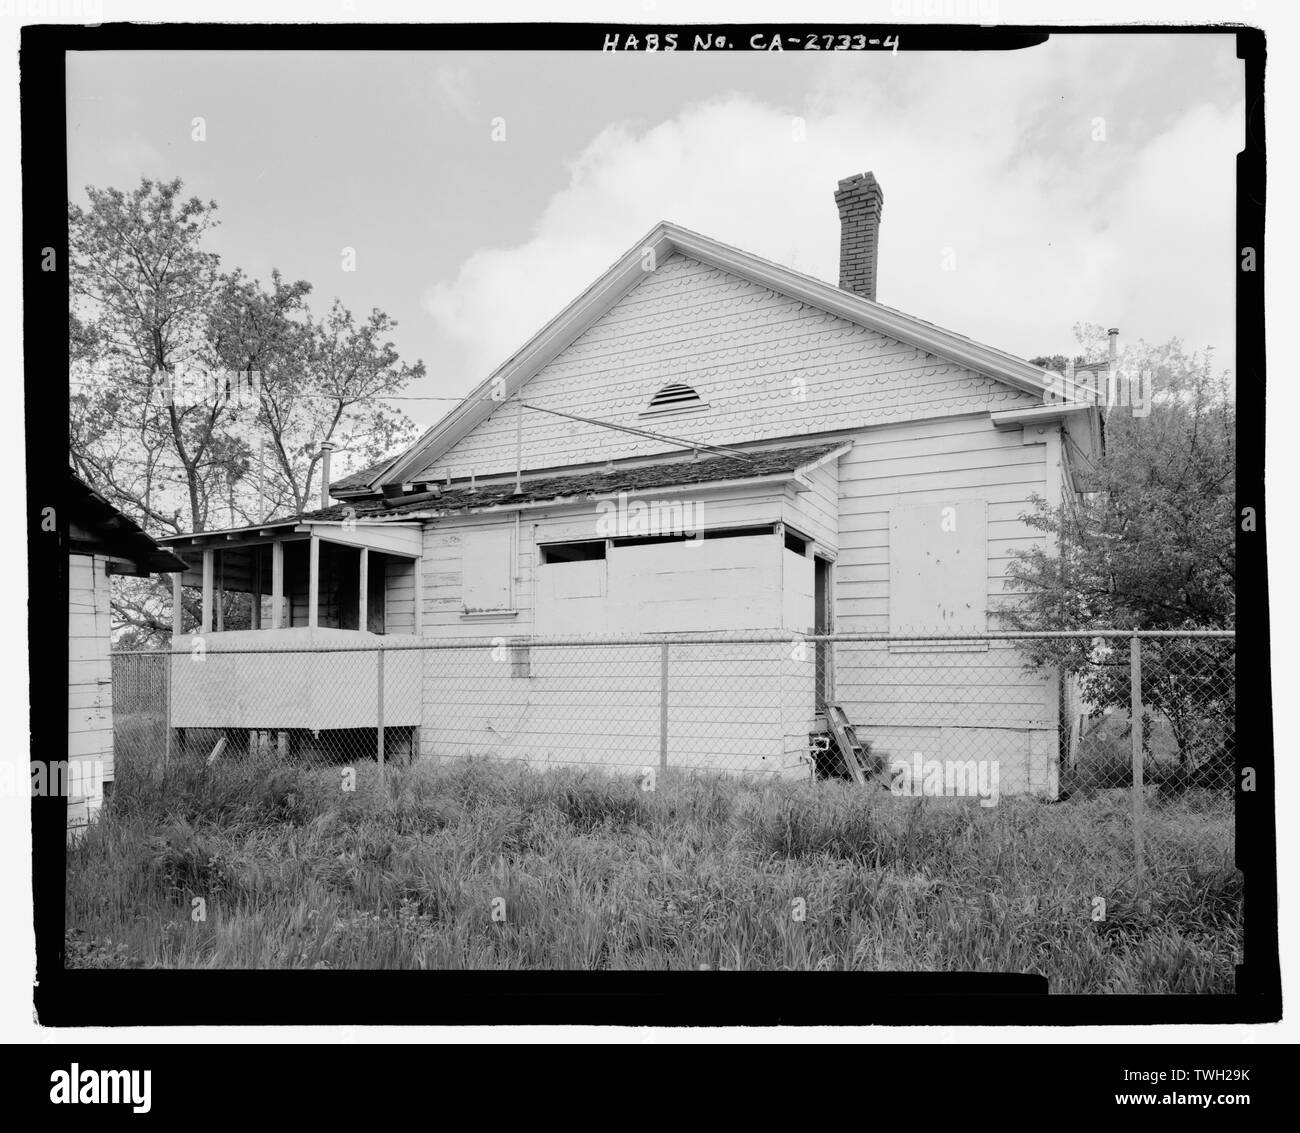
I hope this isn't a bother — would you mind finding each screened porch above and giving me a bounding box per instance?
[158,519,425,737]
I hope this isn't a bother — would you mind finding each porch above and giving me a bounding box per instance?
[160,520,425,737]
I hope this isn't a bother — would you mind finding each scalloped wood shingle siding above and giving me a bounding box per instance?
[416,253,1038,480]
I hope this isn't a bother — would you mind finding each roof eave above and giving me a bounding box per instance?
[990,402,1096,430]
[384,470,805,521]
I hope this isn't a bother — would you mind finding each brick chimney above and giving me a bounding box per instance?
[833,171,884,301]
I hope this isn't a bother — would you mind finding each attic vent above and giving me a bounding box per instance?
[642,382,706,416]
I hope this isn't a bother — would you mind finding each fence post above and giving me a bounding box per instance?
[377,646,386,786]
[163,651,172,767]
[1130,632,1145,883]
[659,641,669,774]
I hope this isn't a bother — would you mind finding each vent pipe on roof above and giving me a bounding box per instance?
[319,442,336,510]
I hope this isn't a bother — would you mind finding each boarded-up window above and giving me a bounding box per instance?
[889,500,987,648]
[462,527,514,612]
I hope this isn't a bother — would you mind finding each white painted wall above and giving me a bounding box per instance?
[68,552,113,834]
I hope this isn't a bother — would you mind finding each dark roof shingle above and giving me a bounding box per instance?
[296,441,846,524]
[329,455,399,494]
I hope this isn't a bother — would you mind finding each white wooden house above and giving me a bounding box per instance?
[157,172,1102,794]
[68,473,186,835]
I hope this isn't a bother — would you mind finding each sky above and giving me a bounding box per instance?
[67,38,1243,449]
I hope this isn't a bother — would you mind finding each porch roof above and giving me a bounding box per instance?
[157,517,423,559]
[301,440,849,523]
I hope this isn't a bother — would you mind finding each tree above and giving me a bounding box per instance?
[70,177,425,645]
[1002,328,1235,779]
[209,277,423,521]
[69,178,236,535]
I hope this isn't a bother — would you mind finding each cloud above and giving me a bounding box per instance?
[422,40,1241,384]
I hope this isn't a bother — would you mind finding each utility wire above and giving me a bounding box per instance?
[73,379,759,464]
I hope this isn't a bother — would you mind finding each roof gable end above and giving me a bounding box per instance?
[377,222,1052,490]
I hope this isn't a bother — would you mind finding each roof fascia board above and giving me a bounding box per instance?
[157,520,303,546]
[292,523,423,558]
[791,440,853,479]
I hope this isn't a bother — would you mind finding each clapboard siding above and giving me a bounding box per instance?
[835,418,1046,629]
[418,639,811,776]
[830,414,1057,792]
[384,557,416,634]
[416,253,1037,480]
[68,554,113,828]
[785,459,838,555]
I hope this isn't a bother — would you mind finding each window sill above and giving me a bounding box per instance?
[459,610,519,622]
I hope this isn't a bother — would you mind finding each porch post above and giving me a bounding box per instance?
[172,570,183,637]
[251,546,261,630]
[215,550,224,632]
[271,540,284,629]
[308,535,320,630]
[201,549,214,634]
[358,547,369,632]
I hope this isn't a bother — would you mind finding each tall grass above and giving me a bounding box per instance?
[64,754,1240,989]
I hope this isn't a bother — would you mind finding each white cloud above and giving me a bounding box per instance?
[423,42,1241,384]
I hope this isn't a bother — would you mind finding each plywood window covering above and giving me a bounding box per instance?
[889,500,988,652]
[461,526,514,613]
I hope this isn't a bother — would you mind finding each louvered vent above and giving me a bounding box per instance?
[644,382,704,413]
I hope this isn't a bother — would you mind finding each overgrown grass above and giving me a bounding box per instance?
[64,753,1240,989]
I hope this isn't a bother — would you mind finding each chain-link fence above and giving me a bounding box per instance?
[109,629,1234,884]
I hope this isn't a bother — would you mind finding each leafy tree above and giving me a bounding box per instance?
[209,276,423,520]
[69,178,234,534]
[70,177,424,644]
[1003,329,1235,779]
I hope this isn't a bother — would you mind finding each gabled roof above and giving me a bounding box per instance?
[306,440,847,523]
[367,221,1056,495]
[68,472,187,573]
